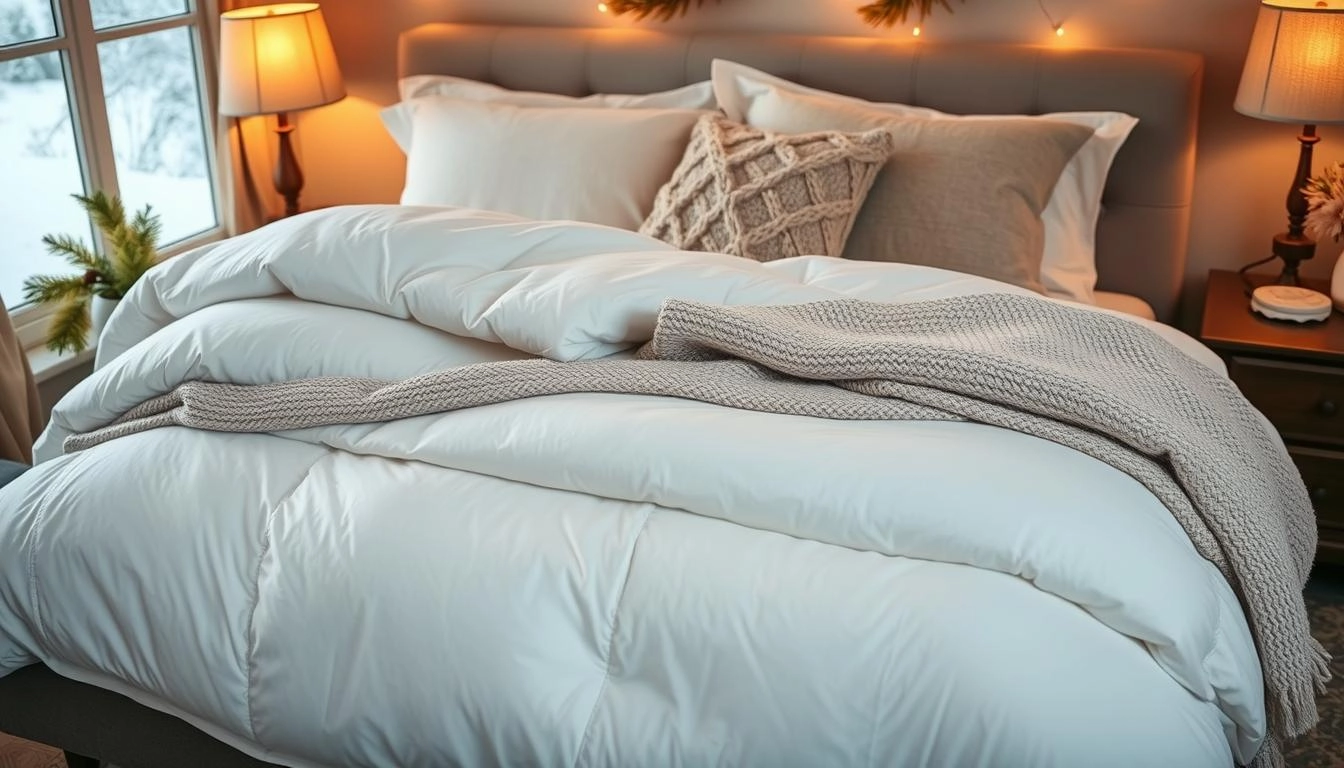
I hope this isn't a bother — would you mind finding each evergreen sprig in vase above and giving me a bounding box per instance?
[22,192,162,354]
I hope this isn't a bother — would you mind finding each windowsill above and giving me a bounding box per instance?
[26,345,95,384]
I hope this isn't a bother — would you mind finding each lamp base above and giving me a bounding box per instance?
[1271,231,1316,285]
[273,111,304,218]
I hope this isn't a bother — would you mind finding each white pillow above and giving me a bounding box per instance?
[711,60,1138,304]
[382,76,715,153]
[397,97,705,229]
[398,73,715,106]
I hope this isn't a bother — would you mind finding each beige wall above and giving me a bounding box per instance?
[289,0,1342,328]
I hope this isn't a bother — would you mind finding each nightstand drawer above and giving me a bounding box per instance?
[1229,356,1344,446]
[1290,446,1344,525]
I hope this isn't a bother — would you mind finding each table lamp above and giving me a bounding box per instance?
[1236,0,1344,291]
[218,3,346,218]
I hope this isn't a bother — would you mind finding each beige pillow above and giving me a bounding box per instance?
[640,115,893,263]
[734,87,1094,293]
[712,59,1138,304]
[397,98,706,229]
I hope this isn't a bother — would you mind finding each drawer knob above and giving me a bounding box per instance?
[1319,399,1338,417]
[1313,486,1329,504]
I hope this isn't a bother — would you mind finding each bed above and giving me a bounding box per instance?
[0,22,1319,768]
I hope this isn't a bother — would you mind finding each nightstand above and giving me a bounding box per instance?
[1200,270,1344,563]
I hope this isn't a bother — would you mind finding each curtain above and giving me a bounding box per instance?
[0,296,43,464]
[213,0,280,234]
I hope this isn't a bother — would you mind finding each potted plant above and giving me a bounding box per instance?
[22,191,162,354]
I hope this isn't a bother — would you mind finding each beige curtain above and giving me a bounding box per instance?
[213,0,280,234]
[0,297,43,464]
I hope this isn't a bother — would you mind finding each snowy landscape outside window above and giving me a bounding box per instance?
[0,0,219,317]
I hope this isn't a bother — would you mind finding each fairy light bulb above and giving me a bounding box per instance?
[597,2,608,12]
[912,25,921,36]
[1054,23,1065,37]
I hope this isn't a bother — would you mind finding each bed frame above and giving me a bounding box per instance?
[0,24,1204,768]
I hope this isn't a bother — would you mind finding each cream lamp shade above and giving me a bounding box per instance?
[1236,0,1344,124]
[218,2,346,117]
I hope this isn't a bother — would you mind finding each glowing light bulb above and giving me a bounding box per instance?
[1054,23,1064,37]
[912,26,921,36]
[597,2,608,12]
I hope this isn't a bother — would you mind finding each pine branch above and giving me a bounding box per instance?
[604,0,718,22]
[21,273,90,306]
[858,0,963,27]
[127,205,162,276]
[42,233,110,276]
[44,295,92,354]
[75,191,127,243]
[66,192,161,298]
[107,205,161,297]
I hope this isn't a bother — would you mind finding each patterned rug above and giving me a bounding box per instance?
[1287,563,1344,768]
[4,569,1344,768]
[0,735,61,768]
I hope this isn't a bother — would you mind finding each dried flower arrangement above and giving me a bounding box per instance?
[1303,162,1344,243]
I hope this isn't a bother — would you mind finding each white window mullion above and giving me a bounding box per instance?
[93,14,197,45]
[0,36,67,62]
[189,0,222,229]
[57,0,119,204]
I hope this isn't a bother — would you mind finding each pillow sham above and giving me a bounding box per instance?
[398,74,715,107]
[722,85,1093,293]
[398,98,705,229]
[641,115,893,262]
[712,60,1138,303]
[382,77,715,153]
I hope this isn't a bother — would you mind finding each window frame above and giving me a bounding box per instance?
[1,0,224,352]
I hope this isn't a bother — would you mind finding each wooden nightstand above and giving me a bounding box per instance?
[1200,270,1344,563]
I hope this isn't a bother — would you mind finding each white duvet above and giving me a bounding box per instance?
[0,206,1266,767]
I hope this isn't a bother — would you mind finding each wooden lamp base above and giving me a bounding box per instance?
[273,111,304,218]
[1272,124,1320,285]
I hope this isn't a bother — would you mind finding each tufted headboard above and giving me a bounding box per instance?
[398,24,1204,321]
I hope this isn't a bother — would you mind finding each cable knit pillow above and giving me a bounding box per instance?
[640,115,892,262]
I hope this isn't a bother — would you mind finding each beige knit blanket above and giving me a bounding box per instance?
[65,293,1326,765]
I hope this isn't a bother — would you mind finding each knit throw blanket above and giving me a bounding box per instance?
[65,293,1326,765]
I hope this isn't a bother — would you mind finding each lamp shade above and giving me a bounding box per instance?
[1236,0,1344,124]
[218,3,346,117]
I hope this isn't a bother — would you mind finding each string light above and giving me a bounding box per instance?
[597,2,609,12]
[1037,0,1064,38]
[912,25,921,36]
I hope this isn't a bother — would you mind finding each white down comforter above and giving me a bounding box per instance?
[0,206,1266,767]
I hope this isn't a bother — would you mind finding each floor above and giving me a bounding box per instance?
[4,568,1344,768]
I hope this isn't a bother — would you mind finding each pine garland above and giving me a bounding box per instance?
[601,0,969,27]
[602,0,720,22]
[858,0,967,27]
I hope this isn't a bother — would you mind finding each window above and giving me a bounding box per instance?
[0,0,220,338]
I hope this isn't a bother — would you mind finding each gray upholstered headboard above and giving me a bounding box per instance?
[398,24,1204,321]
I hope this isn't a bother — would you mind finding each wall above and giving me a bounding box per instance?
[292,0,1343,329]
